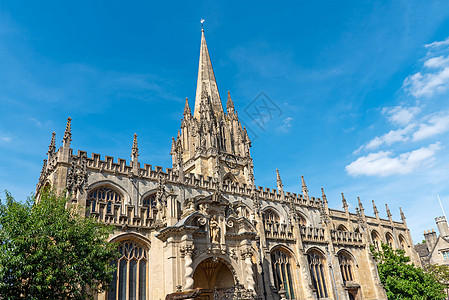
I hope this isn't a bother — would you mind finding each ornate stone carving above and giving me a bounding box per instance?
[210,215,220,244]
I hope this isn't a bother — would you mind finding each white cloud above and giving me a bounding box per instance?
[364,124,415,150]
[413,112,449,141]
[382,106,421,126]
[346,142,441,177]
[424,56,449,69]
[425,38,449,49]
[403,67,449,98]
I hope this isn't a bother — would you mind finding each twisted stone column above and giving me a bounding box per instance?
[182,245,194,290]
[241,248,255,292]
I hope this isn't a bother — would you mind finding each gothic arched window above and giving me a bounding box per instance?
[297,214,307,227]
[271,249,295,299]
[398,234,407,250]
[142,193,157,219]
[262,209,280,234]
[88,186,122,214]
[386,232,395,249]
[108,240,147,300]
[371,230,381,251]
[337,224,348,231]
[338,251,354,283]
[307,251,328,299]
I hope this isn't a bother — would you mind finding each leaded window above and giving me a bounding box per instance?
[271,250,295,299]
[142,194,157,218]
[338,252,354,283]
[108,241,147,300]
[88,186,122,214]
[386,233,394,248]
[307,251,328,299]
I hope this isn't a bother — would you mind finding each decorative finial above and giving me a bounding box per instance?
[386,204,392,218]
[200,19,205,31]
[301,175,309,199]
[341,193,348,210]
[183,97,191,116]
[132,133,139,159]
[321,188,328,203]
[47,131,56,155]
[276,169,283,192]
[227,91,235,113]
[400,207,406,221]
[372,200,379,216]
[62,117,72,148]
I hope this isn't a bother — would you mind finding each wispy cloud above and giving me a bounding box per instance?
[403,38,449,98]
[0,135,12,143]
[364,124,415,150]
[413,112,449,141]
[382,105,421,126]
[346,142,441,177]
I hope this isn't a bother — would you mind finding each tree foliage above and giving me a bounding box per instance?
[372,243,445,300]
[0,189,118,299]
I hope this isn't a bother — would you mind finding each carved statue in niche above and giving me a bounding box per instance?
[210,215,220,244]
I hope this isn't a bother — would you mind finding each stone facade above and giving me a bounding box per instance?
[36,29,420,300]
[415,216,449,267]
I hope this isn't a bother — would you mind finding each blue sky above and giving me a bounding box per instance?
[1,1,449,242]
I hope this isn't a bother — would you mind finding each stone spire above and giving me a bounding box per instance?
[47,131,56,157]
[357,197,365,218]
[321,188,329,214]
[400,207,406,221]
[193,29,223,119]
[276,169,283,193]
[62,117,72,148]
[386,204,392,221]
[372,200,379,219]
[226,91,235,114]
[301,175,309,199]
[341,193,348,212]
[131,133,139,173]
[131,133,139,160]
[183,97,191,116]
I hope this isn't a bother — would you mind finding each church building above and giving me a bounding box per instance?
[36,29,421,300]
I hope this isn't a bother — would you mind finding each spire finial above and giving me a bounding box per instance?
[372,200,379,217]
[301,175,309,199]
[62,117,72,148]
[48,131,56,156]
[357,196,365,216]
[200,19,205,31]
[131,133,139,160]
[227,91,235,114]
[400,207,406,221]
[183,97,191,116]
[386,203,392,218]
[341,192,348,210]
[276,169,283,193]
[321,188,328,204]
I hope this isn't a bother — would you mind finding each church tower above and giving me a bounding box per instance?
[171,29,254,186]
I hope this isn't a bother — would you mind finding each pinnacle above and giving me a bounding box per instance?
[193,29,224,119]
[132,133,139,158]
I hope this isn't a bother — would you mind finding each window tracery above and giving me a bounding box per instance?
[271,249,295,299]
[307,251,328,299]
[338,252,354,283]
[142,193,157,219]
[108,240,147,300]
[88,186,122,214]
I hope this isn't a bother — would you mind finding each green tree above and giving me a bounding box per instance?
[372,243,445,300]
[0,189,118,299]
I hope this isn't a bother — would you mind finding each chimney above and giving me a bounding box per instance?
[436,216,449,237]
[424,229,437,250]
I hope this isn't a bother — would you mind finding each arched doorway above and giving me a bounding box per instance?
[193,257,235,299]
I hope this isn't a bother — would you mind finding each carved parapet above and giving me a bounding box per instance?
[300,226,326,243]
[330,229,364,246]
